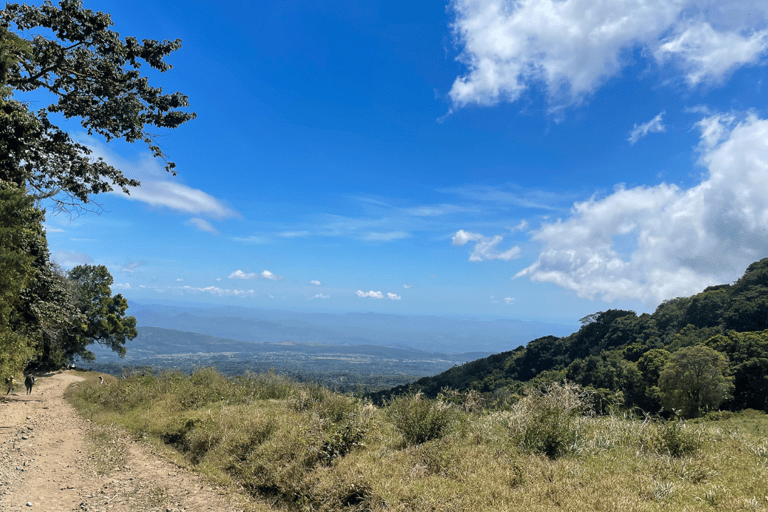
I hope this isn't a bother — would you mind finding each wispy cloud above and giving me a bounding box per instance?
[360,231,411,242]
[173,285,255,297]
[629,112,666,145]
[452,230,521,261]
[112,282,131,290]
[311,293,330,299]
[76,135,239,219]
[232,235,271,244]
[122,261,146,273]
[279,230,311,238]
[517,112,768,303]
[449,0,768,111]
[186,218,218,235]
[52,250,93,267]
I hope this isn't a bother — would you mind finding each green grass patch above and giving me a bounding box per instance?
[67,371,768,511]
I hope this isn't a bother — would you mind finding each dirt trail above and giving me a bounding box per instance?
[0,372,246,512]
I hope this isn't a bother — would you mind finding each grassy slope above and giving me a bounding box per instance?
[67,370,768,512]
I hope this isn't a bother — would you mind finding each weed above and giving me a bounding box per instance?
[506,382,592,458]
[386,391,456,446]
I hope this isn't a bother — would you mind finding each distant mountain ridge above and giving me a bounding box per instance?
[127,304,574,354]
[99,326,490,362]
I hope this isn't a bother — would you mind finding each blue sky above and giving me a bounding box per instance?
[35,0,768,323]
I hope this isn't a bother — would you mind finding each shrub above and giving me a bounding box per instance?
[507,381,592,458]
[387,391,456,446]
[648,420,701,457]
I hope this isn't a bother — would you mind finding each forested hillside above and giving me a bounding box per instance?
[373,258,768,417]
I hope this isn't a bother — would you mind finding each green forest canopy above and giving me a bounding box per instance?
[373,258,768,417]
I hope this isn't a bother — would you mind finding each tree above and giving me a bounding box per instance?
[0,0,195,209]
[59,264,137,362]
[0,182,40,377]
[659,346,733,418]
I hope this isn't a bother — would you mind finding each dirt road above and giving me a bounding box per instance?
[0,372,247,512]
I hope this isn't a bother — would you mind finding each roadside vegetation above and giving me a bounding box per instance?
[67,370,768,512]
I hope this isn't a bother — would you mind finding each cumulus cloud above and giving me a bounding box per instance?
[449,0,768,110]
[504,297,514,304]
[261,270,284,281]
[186,218,218,235]
[628,112,666,145]
[452,230,522,261]
[356,290,401,300]
[112,283,131,290]
[357,290,385,299]
[229,270,258,280]
[516,112,768,304]
[52,250,93,267]
[310,280,322,286]
[228,269,284,281]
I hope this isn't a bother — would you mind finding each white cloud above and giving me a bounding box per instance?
[312,293,330,299]
[517,112,768,304]
[232,235,271,244]
[310,280,322,286]
[125,180,238,219]
[228,269,284,281]
[628,112,666,145]
[174,285,255,297]
[261,270,284,281]
[280,231,311,238]
[112,282,131,290]
[452,229,522,261]
[77,136,239,219]
[357,290,385,299]
[186,218,218,235]
[655,22,768,87]
[229,270,258,280]
[176,278,183,282]
[43,225,65,233]
[360,231,411,241]
[449,0,768,110]
[403,283,413,289]
[52,250,93,267]
[122,261,145,273]
[504,297,514,304]
[387,292,402,300]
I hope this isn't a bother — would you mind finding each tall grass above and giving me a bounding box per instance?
[67,370,768,512]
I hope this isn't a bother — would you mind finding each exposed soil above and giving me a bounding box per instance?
[0,372,248,512]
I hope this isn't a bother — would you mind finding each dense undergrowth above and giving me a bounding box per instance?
[67,369,768,511]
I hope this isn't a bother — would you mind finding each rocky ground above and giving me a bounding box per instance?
[0,372,251,512]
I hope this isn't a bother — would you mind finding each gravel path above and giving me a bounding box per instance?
[0,372,252,512]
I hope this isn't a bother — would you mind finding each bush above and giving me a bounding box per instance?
[647,420,701,457]
[507,381,592,458]
[387,391,456,446]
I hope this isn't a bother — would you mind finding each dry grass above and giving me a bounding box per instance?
[67,370,768,511]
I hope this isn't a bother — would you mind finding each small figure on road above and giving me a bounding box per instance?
[5,376,16,395]
[25,375,36,394]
